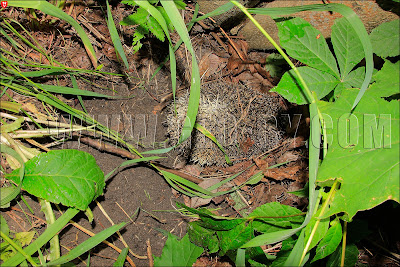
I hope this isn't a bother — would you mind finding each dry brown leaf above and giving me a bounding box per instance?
[190,178,220,208]
[263,165,302,181]
[27,52,50,65]
[199,53,225,79]
[22,102,49,121]
[277,151,300,164]
[239,136,254,154]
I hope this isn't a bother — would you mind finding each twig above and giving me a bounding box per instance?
[96,200,146,262]
[146,239,154,267]
[77,135,204,184]
[69,220,143,264]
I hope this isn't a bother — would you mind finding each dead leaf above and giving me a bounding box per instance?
[277,151,300,164]
[239,136,255,154]
[199,53,225,79]
[190,178,220,208]
[253,157,268,172]
[263,165,302,181]
[22,102,49,121]
[183,164,203,177]
[28,52,50,65]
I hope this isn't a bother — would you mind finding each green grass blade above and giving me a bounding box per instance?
[284,230,308,266]
[37,84,117,98]
[150,3,199,81]
[113,247,129,267]
[48,222,127,266]
[105,156,162,181]
[161,0,201,144]
[194,123,232,165]
[235,248,246,267]
[17,69,69,77]
[192,2,235,23]
[2,19,49,59]
[70,74,87,113]
[106,0,129,69]
[8,0,98,68]
[0,26,24,50]
[247,3,373,109]
[160,170,214,197]
[3,208,80,266]
[0,231,38,266]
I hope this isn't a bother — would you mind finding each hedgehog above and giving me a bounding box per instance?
[166,81,283,166]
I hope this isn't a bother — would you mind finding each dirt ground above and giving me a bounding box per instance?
[2,1,398,266]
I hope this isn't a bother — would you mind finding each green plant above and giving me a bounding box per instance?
[0,3,152,265]
[7,0,98,68]
[121,0,186,54]
[154,3,399,266]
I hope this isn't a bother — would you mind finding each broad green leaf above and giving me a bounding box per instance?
[154,233,203,267]
[247,3,373,110]
[264,53,286,78]
[276,17,339,78]
[317,88,400,220]
[49,222,126,266]
[8,0,97,67]
[341,67,365,89]
[311,220,342,262]
[217,222,253,255]
[271,250,291,267]
[6,150,105,211]
[326,243,359,267]
[249,202,304,233]
[335,66,366,100]
[370,20,400,58]
[121,7,149,25]
[187,221,219,253]
[147,15,165,41]
[368,61,400,99]
[331,18,364,78]
[271,66,339,104]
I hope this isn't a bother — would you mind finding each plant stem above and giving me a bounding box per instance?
[299,180,339,264]
[0,231,38,266]
[341,221,348,267]
[39,199,61,262]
